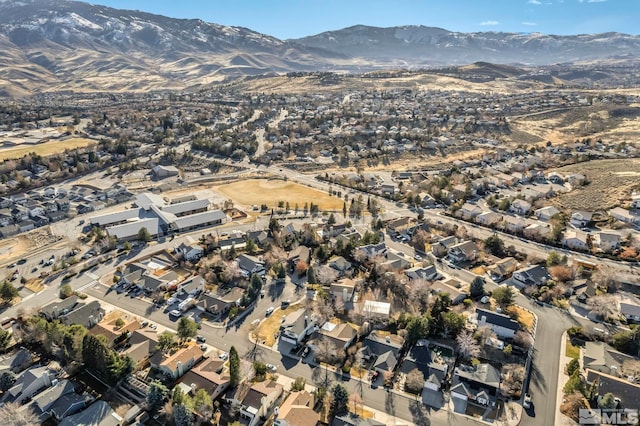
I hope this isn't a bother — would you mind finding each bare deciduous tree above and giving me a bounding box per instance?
[514,330,534,351]
[0,402,38,425]
[315,265,338,286]
[315,336,343,365]
[456,330,481,360]
[264,246,287,269]
[588,294,620,322]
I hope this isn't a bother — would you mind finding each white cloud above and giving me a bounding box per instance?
[522,21,538,26]
[480,20,500,26]
[528,0,542,4]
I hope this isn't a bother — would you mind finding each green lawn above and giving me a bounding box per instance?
[565,338,580,359]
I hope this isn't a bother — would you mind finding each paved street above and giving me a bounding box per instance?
[0,157,632,425]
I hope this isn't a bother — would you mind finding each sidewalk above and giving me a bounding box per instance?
[555,331,574,426]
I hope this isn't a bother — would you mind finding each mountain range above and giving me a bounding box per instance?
[0,0,639,97]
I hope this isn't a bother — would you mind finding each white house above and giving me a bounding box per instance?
[475,308,520,339]
[509,199,532,216]
[570,211,593,228]
[562,229,590,251]
[620,303,640,323]
[534,206,560,221]
[594,231,621,253]
[175,237,204,262]
[609,207,639,224]
[475,211,502,226]
[239,380,283,426]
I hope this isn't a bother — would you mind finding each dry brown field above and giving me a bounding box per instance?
[0,137,98,161]
[215,178,343,211]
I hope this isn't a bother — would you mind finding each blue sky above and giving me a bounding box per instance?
[90,0,638,38]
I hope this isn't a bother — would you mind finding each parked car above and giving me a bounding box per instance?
[266,363,277,372]
[219,352,228,360]
[302,346,311,357]
[169,310,181,318]
[480,296,490,304]
[266,307,275,316]
[196,335,206,343]
[280,300,290,309]
[523,393,532,409]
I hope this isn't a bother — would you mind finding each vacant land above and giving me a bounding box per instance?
[216,178,343,211]
[0,137,97,161]
[550,158,640,211]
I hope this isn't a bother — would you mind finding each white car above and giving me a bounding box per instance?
[219,352,228,360]
[523,393,532,409]
[266,363,277,372]
[266,307,275,316]
[480,296,490,304]
[169,309,181,317]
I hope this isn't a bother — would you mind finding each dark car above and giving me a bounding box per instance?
[196,335,206,343]
[17,259,27,265]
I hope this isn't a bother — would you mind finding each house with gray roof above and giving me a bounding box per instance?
[237,254,265,277]
[7,365,56,403]
[451,363,502,413]
[620,302,640,323]
[58,400,122,426]
[404,265,439,282]
[475,308,520,339]
[360,331,405,373]
[279,308,316,347]
[582,341,634,376]
[59,300,104,329]
[513,264,551,288]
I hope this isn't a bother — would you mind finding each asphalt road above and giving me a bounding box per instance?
[1,153,632,425]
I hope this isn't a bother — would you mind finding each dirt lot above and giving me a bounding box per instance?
[550,158,640,211]
[216,178,343,211]
[0,228,64,263]
[0,137,98,161]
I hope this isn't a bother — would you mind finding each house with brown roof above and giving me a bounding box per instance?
[179,357,230,401]
[318,321,358,351]
[487,257,519,282]
[275,390,319,426]
[239,380,284,426]
[330,279,357,303]
[159,343,205,380]
[124,329,160,371]
[447,241,479,263]
[88,314,142,347]
[196,287,245,317]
